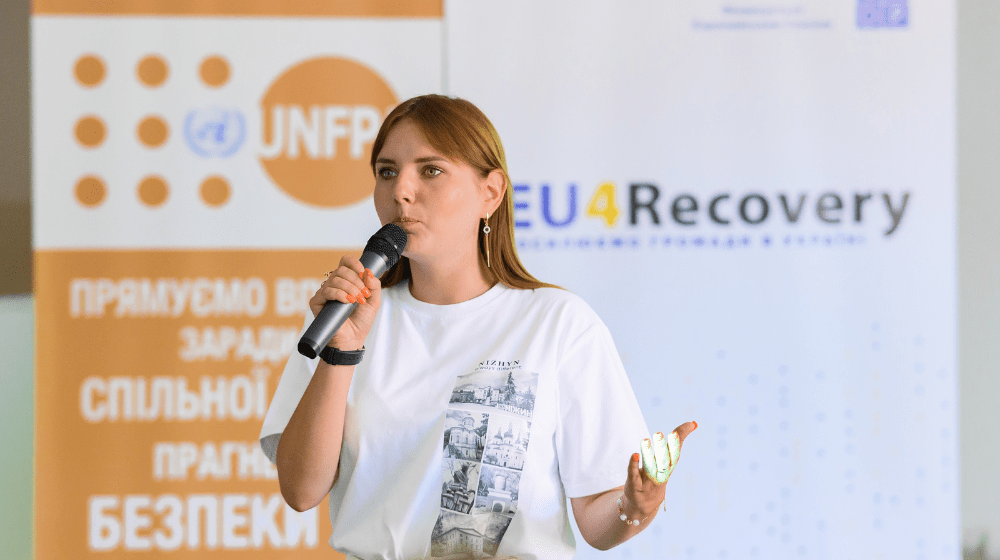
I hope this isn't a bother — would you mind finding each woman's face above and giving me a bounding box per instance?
[373,119,494,266]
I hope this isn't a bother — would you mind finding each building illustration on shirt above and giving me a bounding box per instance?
[436,527,485,556]
[450,370,536,418]
[474,465,520,515]
[431,364,539,558]
[431,510,509,557]
[482,418,529,470]
[442,411,487,462]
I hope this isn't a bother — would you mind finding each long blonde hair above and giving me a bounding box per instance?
[370,94,557,290]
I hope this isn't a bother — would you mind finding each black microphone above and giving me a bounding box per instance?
[298,223,407,359]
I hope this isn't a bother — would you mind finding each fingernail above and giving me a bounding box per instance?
[346,294,356,303]
[358,295,366,305]
[632,453,640,463]
[693,421,699,429]
[643,438,651,447]
[655,432,664,440]
[365,268,373,280]
[362,286,372,298]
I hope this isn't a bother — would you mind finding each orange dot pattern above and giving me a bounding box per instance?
[199,56,231,87]
[138,176,169,207]
[75,116,106,148]
[74,55,105,87]
[200,176,231,207]
[74,53,236,208]
[75,176,107,207]
[137,55,169,87]
[137,116,169,148]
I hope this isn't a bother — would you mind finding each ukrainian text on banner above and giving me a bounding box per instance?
[446,2,958,559]
[32,2,442,558]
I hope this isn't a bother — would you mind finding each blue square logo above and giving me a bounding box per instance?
[858,0,908,28]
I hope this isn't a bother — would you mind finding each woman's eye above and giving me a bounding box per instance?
[424,167,442,177]
[377,168,396,179]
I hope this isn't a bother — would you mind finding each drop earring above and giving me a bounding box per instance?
[483,212,491,268]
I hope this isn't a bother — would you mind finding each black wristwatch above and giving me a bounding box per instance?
[318,346,365,366]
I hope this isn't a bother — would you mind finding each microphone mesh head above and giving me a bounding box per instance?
[365,223,408,269]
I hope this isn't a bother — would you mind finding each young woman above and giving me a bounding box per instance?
[260,94,696,559]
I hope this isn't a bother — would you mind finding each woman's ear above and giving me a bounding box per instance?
[484,169,507,214]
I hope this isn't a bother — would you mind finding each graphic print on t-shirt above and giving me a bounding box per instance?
[430,364,538,558]
[442,411,488,464]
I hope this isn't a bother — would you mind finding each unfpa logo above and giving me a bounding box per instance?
[259,57,398,208]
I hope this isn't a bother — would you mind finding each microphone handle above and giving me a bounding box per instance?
[297,251,392,359]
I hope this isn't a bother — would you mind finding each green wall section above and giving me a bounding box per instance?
[0,296,34,559]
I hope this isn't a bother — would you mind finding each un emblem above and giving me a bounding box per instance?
[184,107,246,157]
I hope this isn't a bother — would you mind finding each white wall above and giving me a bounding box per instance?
[958,0,1000,556]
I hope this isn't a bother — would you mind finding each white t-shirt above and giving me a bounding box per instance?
[260,281,650,560]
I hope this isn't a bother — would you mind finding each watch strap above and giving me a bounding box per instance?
[318,345,365,366]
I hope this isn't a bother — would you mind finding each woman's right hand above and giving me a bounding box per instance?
[309,254,381,351]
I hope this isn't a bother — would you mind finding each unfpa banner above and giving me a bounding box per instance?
[32,1,441,558]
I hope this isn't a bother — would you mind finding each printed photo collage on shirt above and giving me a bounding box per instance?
[430,366,539,558]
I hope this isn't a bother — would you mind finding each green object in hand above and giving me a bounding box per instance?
[640,430,681,484]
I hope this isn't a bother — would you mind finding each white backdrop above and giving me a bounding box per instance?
[446,1,957,559]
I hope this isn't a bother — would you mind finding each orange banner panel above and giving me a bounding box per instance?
[33,0,442,18]
[35,249,360,559]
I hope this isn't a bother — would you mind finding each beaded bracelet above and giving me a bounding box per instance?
[617,495,651,526]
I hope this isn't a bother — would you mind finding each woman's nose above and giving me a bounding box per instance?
[393,169,416,203]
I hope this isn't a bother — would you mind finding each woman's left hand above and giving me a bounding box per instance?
[621,421,698,520]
